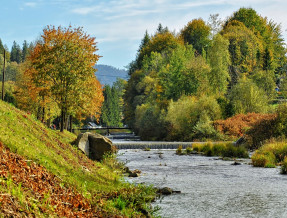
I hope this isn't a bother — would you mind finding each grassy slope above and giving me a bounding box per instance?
[0,101,156,217]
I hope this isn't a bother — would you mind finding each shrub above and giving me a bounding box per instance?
[214,113,275,141]
[250,141,287,168]
[212,143,226,156]
[186,147,192,154]
[166,95,222,141]
[134,103,168,140]
[176,145,183,155]
[221,143,249,158]
[189,142,248,158]
[281,157,287,174]
[251,152,276,168]
[244,104,287,149]
[192,143,201,152]
[229,78,269,114]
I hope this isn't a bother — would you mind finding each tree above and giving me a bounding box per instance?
[165,95,221,141]
[225,7,286,75]
[229,77,269,114]
[222,20,263,85]
[101,85,121,127]
[136,31,181,70]
[207,34,230,97]
[10,41,22,63]
[0,39,4,55]
[208,14,223,37]
[27,25,103,131]
[180,18,211,55]
[22,40,29,62]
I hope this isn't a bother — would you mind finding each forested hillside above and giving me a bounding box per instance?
[95,64,128,86]
[124,8,287,141]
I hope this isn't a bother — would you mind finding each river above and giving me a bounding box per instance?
[117,149,287,218]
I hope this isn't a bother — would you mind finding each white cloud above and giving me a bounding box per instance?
[71,6,98,15]
[24,2,37,7]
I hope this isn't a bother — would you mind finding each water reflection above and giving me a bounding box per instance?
[117,149,287,218]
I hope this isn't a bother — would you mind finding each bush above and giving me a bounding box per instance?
[134,103,168,140]
[244,104,287,149]
[221,143,249,158]
[212,143,226,156]
[192,143,201,152]
[189,142,248,158]
[186,147,192,154]
[229,78,269,114]
[166,95,222,141]
[251,152,276,168]
[250,140,287,168]
[281,157,287,174]
[214,113,275,141]
[176,145,183,155]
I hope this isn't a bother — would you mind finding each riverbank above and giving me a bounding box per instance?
[0,100,157,217]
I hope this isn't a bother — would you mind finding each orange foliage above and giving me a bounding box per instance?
[20,25,103,124]
[214,113,276,139]
[0,141,105,217]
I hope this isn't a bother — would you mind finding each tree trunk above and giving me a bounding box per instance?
[1,50,5,101]
[42,106,45,123]
[69,115,73,132]
[60,109,65,132]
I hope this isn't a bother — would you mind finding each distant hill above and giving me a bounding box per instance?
[95,64,128,86]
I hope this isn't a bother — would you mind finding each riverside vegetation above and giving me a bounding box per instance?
[0,100,157,217]
[176,142,248,159]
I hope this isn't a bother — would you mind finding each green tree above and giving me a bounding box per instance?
[101,79,126,127]
[165,95,221,141]
[251,70,276,98]
[136,31,181,70]
[207,34,230,97]
[225,7,286,75]
[134,103,167,140]
[0,39,4,55]
[229,77,269,114]
[22,40,29,62]
[10,41,22,63]
[222,20,263,84]
[180,18,211,55]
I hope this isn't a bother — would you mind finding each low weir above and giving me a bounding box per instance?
[107,133,225,149]
[113,141,194,149]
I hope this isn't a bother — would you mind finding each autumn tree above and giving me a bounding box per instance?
[27,25,103,131]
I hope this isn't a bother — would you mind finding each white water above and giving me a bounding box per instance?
[117,149,287,218]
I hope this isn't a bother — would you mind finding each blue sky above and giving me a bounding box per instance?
[1,0,287,69]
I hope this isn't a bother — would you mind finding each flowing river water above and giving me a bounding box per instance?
[117,149,287,218]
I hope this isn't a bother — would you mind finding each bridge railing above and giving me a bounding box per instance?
[72,127,132,135]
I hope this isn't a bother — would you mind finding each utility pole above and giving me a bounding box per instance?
[1,50,5,101]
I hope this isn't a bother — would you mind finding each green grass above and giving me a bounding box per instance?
[0,101,157,216]
[190,142,249,158]
[251,140,287,170]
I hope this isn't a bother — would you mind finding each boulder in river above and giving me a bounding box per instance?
[157,187,182,195]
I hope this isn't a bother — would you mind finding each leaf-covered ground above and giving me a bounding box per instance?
[0,141,107,217]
